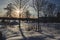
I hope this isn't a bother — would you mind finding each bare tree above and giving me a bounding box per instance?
[4,0,30,39]
[33,0,55,32]
[4,3,17,18]
[46,3,56,17]
[33,0,56,17]
[34,0,43,32]
[25,10,31,18]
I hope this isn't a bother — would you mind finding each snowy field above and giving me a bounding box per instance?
[0,23,60,40]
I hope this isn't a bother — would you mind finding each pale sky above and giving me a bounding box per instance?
[0,0,60,16]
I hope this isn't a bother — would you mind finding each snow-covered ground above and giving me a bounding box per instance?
[0,23,60,40]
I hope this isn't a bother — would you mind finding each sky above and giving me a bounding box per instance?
[48,0,60,6]
[0,0,13,14]
[0,0,60,16]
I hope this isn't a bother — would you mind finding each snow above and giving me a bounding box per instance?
[0,23,60,40]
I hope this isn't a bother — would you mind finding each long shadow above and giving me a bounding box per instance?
[19,36,46,40]
[19,20,27,40]
[0,31,6,40]
[0,20,27,40]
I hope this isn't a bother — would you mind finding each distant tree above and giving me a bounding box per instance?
[25,10,31,18]
[57,12,60,17]
[4,3,14,17]
[33,0,56,17]
[46,3,56,17]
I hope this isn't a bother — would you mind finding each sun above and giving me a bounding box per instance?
[16,9,20,13]
[15,9,23,14]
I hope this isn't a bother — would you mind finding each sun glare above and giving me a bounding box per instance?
[16,10,20,13]
[15,9,23,14]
